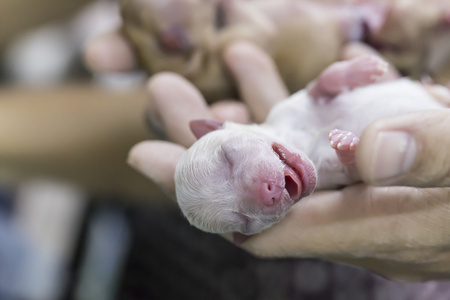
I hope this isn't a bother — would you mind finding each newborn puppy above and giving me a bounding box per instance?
[120,0,369,100]
[366,0,450,83]
[120,0,450,100]
[174,55,447,235]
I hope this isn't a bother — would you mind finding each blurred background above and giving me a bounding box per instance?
[1,0,450,299]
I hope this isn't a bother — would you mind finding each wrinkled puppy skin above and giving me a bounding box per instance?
[120,0,350,101]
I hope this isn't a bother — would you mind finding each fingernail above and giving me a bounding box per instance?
[371,131,417,183]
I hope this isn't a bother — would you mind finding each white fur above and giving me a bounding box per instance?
[175,79,445,234]
[175,123,301,234]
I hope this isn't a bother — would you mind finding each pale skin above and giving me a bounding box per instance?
[85,34,450,280]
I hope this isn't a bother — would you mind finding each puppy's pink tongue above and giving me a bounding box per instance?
[272,142,317,201]
[272,143,302,201]
[284,168,302,201]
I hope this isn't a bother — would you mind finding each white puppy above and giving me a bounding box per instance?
[175,55,446,235]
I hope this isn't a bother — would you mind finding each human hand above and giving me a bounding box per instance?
[84,29,137,73]
[82,18,289,198]
[127,41,289,195]
[228,45,450,280]
[128,39,450,281]
[238,109,450,281]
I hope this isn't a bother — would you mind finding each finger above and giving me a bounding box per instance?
[240,185,450,280]
[341,42,400,80]
[209,100,252,124]
[83,30,137,72]
[423,84,450,106]
[356,110,450,187]
[224,41,289,123]
[238,189,353,258]
[147,72,213,147]
[128,140,186,197]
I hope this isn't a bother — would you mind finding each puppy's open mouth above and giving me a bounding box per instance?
[272,143,316,202]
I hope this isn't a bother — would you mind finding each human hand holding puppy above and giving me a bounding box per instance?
[239,106,450,281]
[85,38,450,280]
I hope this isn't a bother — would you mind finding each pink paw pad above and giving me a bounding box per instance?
[308,55,390,100]
[329,129,359,165]
[348,55,389,88]
[329,129,359,151]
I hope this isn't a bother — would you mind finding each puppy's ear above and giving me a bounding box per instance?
[190,119,223,139]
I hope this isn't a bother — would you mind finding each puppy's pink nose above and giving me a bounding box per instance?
[260,182,284,206]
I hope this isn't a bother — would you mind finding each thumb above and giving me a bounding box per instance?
[356,110,450,187]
